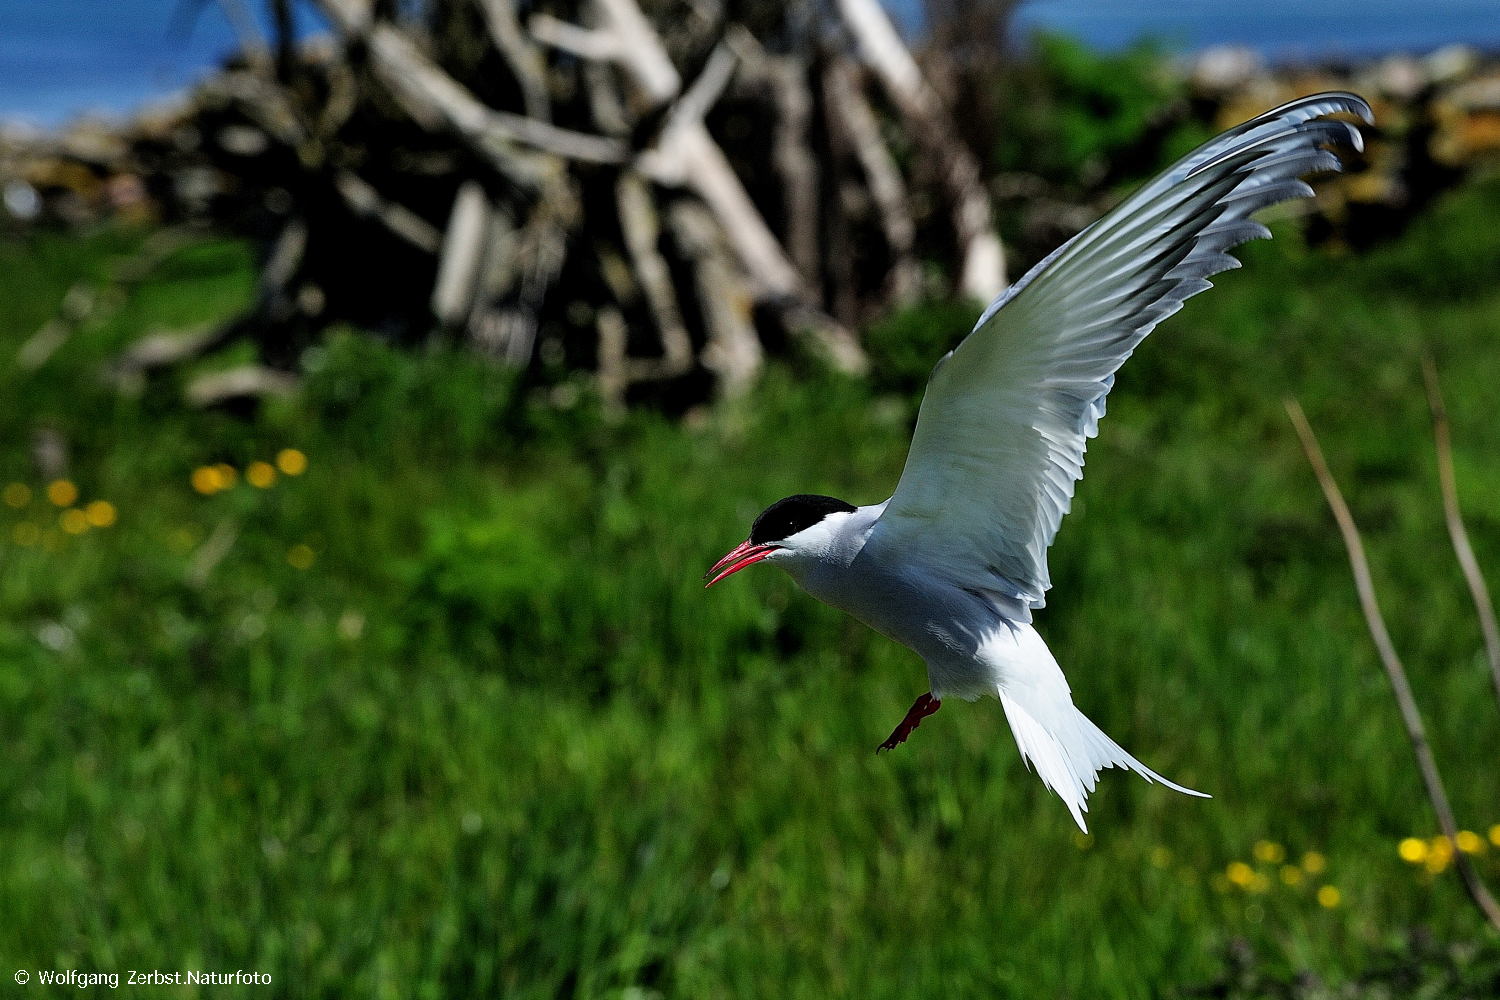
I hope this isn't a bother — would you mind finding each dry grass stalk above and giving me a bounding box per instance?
[1285,398,1500,933]
[1422,355,1500,714]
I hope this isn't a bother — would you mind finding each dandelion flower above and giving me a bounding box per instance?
[3,482,30,508]
[1302,851,1326,874]
[1490,825,1500,849]
[1227,862,1254,888]
[1253,841,1285,864]
[287,544,315,569]
[192,466,221,495]
[1151,846,1172,868]
[60,509,88,534]
[1248,872,1271,893]
[84,500,116,527]
[1280,865,1303,886]
[214,463,238,488]
[276,448,307,476]
[1425,836,1453,874]
[246,461,276,488]
[1398,838,1428,864]
[1317,885,1340,908]
[47,480,78,507]
[1456,830,1485,854]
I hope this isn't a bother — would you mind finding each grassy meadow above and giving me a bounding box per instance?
[4,178,1500,997]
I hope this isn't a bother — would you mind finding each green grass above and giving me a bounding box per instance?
[3,180,1500,998]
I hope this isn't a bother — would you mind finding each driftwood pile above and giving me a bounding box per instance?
[9,8,1500,412]
[9,0,1012,410]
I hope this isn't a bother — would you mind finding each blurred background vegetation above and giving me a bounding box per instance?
[5,3,1500,996]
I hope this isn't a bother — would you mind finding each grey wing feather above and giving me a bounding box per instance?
[872,93,1372,619]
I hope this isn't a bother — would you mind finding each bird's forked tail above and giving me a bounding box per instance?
[983,624,1208,832]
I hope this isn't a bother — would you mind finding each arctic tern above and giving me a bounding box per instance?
[707,93,1372,831]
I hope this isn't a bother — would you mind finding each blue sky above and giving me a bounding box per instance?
[3,1,1499,126]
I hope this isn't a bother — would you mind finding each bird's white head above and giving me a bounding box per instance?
[704,494,857,586]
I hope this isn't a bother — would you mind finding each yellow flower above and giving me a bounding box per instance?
[1398,838,1429,863]
[1456,830,1485,854]
[1426,836,1453,874]
[13,522,39,546]
[287,544,315,569]
[191,466,221,495]
[277,448,308,476]
[1253,840,1285,864]
[1248,872,1271,893]
[1280,865,1303,886]
[1317,885,1341,908]
[1151,846,1172,868]
[1227,861,1254,888]
[246,461,276,488]
[60,509,89,534]
[1072,831,1093,850]
[3,482,30,508]
[1302,851,1326,874]
[47,479,78,507]
[214,463,238,488]
[1490,825,1500,849]
[84,500,116,527]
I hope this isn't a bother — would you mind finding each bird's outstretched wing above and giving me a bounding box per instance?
[871,93,1372,619]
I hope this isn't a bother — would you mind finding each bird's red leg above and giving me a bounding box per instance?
[877,692,942,752]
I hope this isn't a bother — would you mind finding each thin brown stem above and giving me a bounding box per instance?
[1422,355,1500,714]
[1285,398,1500,934]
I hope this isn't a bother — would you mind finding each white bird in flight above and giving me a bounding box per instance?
[707,93,1372,832]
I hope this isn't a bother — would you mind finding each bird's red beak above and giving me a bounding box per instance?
[704,539,777,587]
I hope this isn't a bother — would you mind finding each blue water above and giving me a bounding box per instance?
[0,0,327,127]
[3,1,1499,126]
[1010,0,1500,60]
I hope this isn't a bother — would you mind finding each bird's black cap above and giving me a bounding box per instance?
[750,494,856,544]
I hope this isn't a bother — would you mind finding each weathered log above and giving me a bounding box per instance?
[728,28,821,287]
[668,200,760,398]
[186,364,301,407]
[315,1,625,176]
[528,0,682,107]
[836,0,1005,302]
[595,304,629,417]
[469,198,568,366]
[824,59,921,306]
[636,43,804,301]
[474,0,552,121]
[334,170,443,253]
[616,171,692,374]
[431,180,490,324]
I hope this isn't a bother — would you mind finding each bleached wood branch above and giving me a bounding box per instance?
[824,59,920,305]
[469,200,569,366]
[475,0,552,121]
[835,0,1005,302]
[616,172,693,374]
[334,171,442,253]
[669,201,761,398]
[187,365,301,407]
[635,43,806,303]
[1422,357,1500,714]
[595,305,630,419]
[529,0,681,106]
[367,27,627,164]
[1286,398,1500,935]
[314,2,625,173]
[432,181,491,324]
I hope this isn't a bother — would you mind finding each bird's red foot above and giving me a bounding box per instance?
[877,692,941,752]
